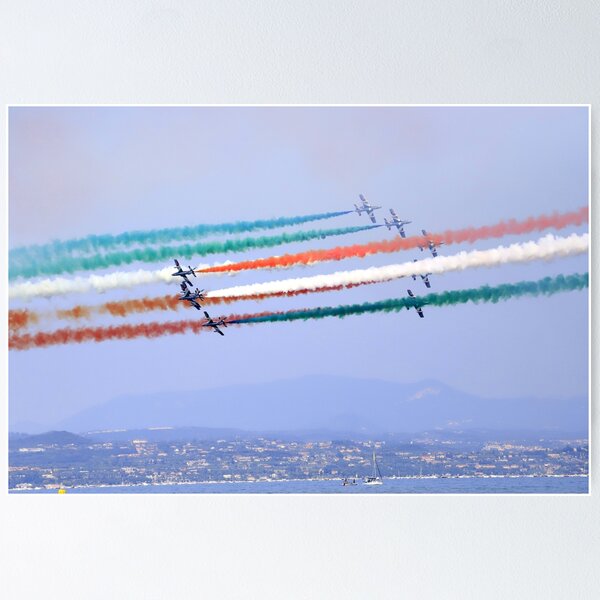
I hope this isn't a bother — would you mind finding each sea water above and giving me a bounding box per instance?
[11,475,588,494]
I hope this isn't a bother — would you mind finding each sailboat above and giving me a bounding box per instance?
[363,449,383,485]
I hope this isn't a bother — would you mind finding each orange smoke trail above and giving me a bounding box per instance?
[10,295,210,329]
[198,206,589,274]
[101,296,180,317]
[9,283,374,329]
[9,272,587,350]
[8,311,271,351]
[8,309,38,333]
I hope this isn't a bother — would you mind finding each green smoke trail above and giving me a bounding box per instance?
[231,273,588,325]
[10,224,378,280]
[9,210,352,265]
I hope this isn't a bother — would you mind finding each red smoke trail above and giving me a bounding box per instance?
[8,309,38,333]
[198,206,589,274]
[9,320,204,350]
[8,311,273,351]
[210,282,373,304]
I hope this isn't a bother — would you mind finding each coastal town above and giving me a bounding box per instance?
[9,430,588,491]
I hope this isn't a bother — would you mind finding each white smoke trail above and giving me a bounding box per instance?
[9,257,239,300]
[8,264,220,300]
[9,234,587,301]
[206,233,589,298]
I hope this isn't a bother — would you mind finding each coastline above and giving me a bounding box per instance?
[9,472,589,494]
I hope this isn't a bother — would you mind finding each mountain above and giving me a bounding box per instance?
[9,430,90,449]
[54,375,588,435]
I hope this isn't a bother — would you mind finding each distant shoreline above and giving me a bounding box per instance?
[9,472,588,493]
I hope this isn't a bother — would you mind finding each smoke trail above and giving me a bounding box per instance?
[9,224,379,280]
[8,309,38,333]
[8,274,588,350]
[9,320,207,351]
[198,206,589,275]
[9,266,178,300]
[8,258,239,300]
[209,233,589,300]
[230,273,589,326]
[8,311,265,351]
[9,210,353,264]
[9,233,588,324]
[8,208,587,300]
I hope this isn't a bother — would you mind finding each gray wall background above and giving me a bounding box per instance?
[0,2,597,598]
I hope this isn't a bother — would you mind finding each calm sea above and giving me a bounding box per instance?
[11,476,588,494]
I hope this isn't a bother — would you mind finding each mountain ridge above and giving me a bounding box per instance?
[47,375,587,435]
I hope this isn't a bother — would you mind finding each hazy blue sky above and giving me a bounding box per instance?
[8,106,589,430]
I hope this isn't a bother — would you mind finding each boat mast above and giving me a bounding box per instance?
[373,450,383,480]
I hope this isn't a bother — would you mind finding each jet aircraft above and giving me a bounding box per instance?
[202,311,227,336]
[178,283,205,310]
[406,289,425,318]
[412,259,432,288]
[418,229,444,257]
[384,209,411,237]
[172,259,197,287]
[353,194,381,223]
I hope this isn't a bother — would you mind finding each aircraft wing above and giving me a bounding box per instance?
[215,326,224,336]
[431,247,438,257]
[416,307,424,318]
[190,300,201,310]
[389,208,397,218]
[399,227,406,238]
[203,311,210,319]
[174,259,181,268]
[369,211,376,223]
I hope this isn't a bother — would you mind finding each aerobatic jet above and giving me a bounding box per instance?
[418,229,444,257]
[202,311,227,336]
[406,289,425,318]
[384,209,411,237]
[412,259,432,288]
[178,283,205,310]
[353,194,381,223]
[171,259,197,287]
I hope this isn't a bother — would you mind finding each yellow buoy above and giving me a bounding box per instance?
[58,488,66,494]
